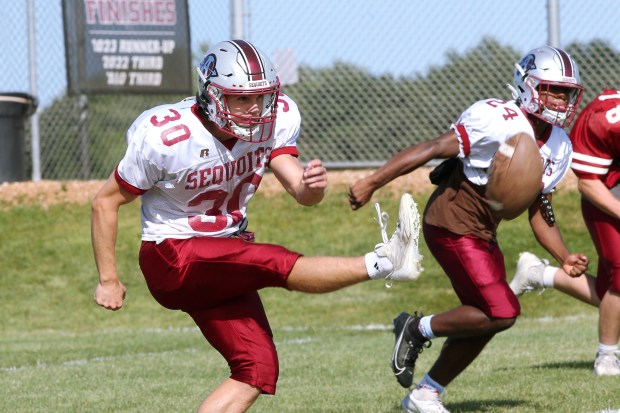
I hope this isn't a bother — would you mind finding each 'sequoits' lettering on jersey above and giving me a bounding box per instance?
[116,93,300,241]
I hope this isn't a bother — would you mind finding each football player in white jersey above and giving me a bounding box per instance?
[349,46,589,412]
[511,88,620,376]
[91,39,422,413]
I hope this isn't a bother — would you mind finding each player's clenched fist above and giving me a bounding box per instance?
[94,280,126,311]
[348,176,375,211]
[562,253,589,278]
[302,159,328,191]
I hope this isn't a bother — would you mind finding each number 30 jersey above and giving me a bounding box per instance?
[115,93,300,242]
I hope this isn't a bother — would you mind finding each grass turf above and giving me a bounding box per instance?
[0,185,616,412]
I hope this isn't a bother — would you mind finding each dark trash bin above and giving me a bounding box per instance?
[0,93,38,182]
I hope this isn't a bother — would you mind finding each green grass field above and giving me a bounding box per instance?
[0,183,617,413]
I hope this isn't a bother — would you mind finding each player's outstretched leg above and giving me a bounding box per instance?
[509,252,548,295]
[391,311,431,388]
[288,193,424,293]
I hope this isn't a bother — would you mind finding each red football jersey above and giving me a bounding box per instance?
[570,88,620,188]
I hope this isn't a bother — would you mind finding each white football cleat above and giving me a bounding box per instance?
[594,350,620,376]
[374,193,424,283]
[509,252,549,296]
[402,386,450,413]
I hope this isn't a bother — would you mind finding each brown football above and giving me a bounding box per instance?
[486,133,543,220]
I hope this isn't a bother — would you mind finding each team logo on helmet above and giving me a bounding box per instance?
[199,53,218,80]
[519,54,537,75]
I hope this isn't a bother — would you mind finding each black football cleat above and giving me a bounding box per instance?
[390,311,431,388]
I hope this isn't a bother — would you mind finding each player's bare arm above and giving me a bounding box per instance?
[91,173,138,310]
[578,178,620,220]
[349,131,460,210]
[270,155,327,206]
[527,195,588,277]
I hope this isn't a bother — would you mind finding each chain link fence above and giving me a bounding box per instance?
[2,0,620,180]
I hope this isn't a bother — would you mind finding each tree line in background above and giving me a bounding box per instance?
[34,39,620,179]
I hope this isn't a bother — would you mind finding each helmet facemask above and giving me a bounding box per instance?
[520,75,583,128]
[201,80,279,143]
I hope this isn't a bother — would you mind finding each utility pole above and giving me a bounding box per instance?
[231,0,244,39]
[547,0,560,47]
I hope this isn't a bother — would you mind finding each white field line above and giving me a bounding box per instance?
[1,348,199,372]
[1,338,317,372]
[532,313,597,323]
[1,314,597,372]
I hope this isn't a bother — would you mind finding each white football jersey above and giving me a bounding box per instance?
[116,93,301,242]
[452,98,572,194]
[537,125,573,194]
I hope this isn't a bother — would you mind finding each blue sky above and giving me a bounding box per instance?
[204,0,620,77]
[2,0,619,108]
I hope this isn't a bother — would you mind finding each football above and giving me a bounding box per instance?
[486,132,543,220]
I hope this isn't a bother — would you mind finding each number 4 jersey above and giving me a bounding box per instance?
[452,98,572,194]
[115,94,300,242]
[424,97,573,241]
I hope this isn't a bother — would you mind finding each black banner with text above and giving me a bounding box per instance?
[63,0,192,94]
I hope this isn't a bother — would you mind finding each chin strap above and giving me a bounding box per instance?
[196,92,209,113]
[508,62,527,102]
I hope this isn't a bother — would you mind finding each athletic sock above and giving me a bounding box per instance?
[542,266,557,288]
[418,315,436,339]
[418,373,445,394]
[598,343,618,353]
[364,251,393,279]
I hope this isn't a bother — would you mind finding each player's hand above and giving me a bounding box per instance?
[561,253,589,278]
[348,177,375,210]
[94,279,126,311]
[302,159,328,192]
